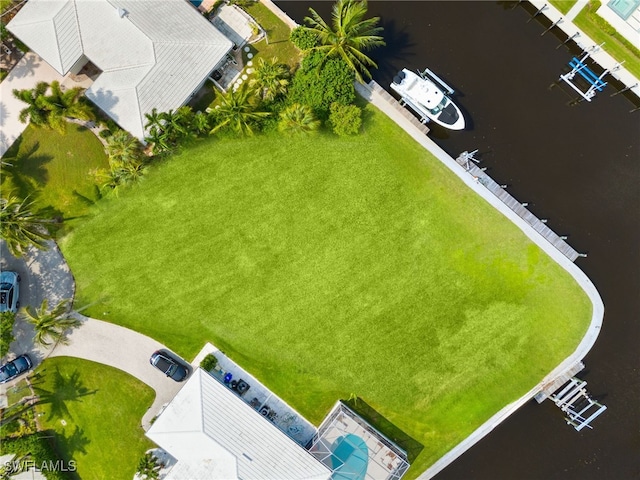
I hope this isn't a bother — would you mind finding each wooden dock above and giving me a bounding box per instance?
[455,152,581,262]
[362,81,430,135]
[534,361,585,403]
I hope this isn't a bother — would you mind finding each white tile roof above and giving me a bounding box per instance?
[7,0,233,139]
[147,369,332,480]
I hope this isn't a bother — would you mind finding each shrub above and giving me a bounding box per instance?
[290,26,318,51]
[328,102,362,136]
[0,311,16,358]
[0,432,69,480]
[98,128,112,139]
[200,354,218,372]
[288,51,356,119]
[136,452,160,480]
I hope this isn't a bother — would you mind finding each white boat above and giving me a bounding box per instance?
[390,68,465,130]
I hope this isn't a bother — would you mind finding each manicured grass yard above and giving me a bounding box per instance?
[33,357,154,480]
[60,105,591,476]
[1,124,108,223]
[574,1,640,78]
[550,0,577,15]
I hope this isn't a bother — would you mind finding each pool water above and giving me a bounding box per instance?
[608,0,640,19]
[330,434,368,480]
[190,0,203,7]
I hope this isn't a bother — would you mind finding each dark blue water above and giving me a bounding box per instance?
[276,1,640,478]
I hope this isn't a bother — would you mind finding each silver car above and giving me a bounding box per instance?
[0,271,20,313]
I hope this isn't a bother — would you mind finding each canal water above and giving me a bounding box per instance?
[276,1,640,478]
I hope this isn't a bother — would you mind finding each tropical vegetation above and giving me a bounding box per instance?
[288,50,357,119]
[60,105,592,477]
[209,83,271,136]
[0,195,54,257]
[23,298,80,348]
[303,0,385,83]
[250,57,291,102]
[13,81,95,134]
[0,311,16,358]
[278,103,321,134]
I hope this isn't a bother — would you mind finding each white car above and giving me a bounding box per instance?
[0,271,20,313]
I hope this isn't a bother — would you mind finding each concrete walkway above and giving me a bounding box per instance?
[0,240,185,430]
[565,0,589,21]
[0,52,64,158]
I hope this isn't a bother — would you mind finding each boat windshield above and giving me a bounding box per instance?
[428,97,449,115]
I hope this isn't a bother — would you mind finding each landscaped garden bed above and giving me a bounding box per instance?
[60,104,592,476]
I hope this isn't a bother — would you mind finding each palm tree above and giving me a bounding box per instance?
[304,0,385,83]
[278,103,320,134]
[13,81,94,133]
[106,130,144,165]
[209,83,270,136]
[192,111,210,135]
[24,298,80,348]
[249,57,290,102]
[48,81,94,120]
[97,161,148,195]
[13,81,50,128]
[0,196,54,258]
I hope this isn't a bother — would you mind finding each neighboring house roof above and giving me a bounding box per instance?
[146,369,332,480]
[7,0,233,139]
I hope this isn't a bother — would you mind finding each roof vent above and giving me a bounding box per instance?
[117,7,128,18]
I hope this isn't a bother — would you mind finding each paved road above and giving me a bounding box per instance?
[0,52,64,158]
[0,240,185,429]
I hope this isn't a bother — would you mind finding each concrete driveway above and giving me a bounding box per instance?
[50,315,187,429]
[0,240,186,428]
[0,52,64,158]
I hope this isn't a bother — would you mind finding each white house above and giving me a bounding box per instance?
[146,369,332,480]
[7,0,233,139]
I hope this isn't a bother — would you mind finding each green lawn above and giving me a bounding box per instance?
[243,1,301,68]
[550,0,577,15]
[32,357,154,480]
[574,1,640,78]
[1,124,108,224]
[60,106,591,476]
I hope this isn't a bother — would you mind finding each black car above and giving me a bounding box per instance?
[0,354,33,384]
[150,351,188,382]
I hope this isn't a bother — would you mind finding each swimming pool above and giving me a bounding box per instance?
[608,0,640,20]
[190,0,202,7]
[330,434,369,480]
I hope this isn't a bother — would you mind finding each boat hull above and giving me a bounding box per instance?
[390,69,465,130]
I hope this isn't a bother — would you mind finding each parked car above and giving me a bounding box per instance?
[150,351,188,382]
[0,354,32,384]
[0,271,20,313]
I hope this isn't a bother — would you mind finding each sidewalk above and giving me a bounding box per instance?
[0,52,64,158]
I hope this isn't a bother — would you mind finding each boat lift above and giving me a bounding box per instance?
[419,68,455,96]
[549,377,607,431]
[560,44,620,102]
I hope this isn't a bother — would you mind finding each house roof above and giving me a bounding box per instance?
[146,369,332,480]
[7,0,232,139]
